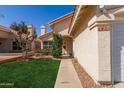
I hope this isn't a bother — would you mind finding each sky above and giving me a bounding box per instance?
[0,5,74,36]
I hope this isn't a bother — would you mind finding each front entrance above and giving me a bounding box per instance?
[62,36,73,56]
[112,23,124,82]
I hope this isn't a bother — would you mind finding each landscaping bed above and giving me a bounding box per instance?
[0,59,60,88]
[72,59,113,88]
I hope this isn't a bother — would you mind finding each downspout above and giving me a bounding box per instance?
[111,23,114,86]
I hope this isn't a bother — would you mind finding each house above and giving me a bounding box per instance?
[39,5,124,85]
[39,12,73,55]
[0,25,40,53]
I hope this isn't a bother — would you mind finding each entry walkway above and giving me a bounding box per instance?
[54,58,82,88]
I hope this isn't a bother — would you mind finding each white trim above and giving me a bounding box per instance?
[69,5,82,34]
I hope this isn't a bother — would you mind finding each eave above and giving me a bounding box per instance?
[68,5,87,35]
[48,12,74,28]
[39,31,53,40]
[0,25,18,35]
[69,5,97,36]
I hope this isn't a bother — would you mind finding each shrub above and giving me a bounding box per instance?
[40,48,52,55]
[52,33,63,58]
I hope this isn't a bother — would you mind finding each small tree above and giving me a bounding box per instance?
[52,33,63,58]
[10,22,19,31]
[10,21,36,59]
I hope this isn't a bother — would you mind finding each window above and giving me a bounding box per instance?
[12,41,22,50]
[43,41,52,49]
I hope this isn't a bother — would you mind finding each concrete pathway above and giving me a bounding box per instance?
[113,83,124,88]
[54,58,82,88]
[0,55,21,61]
[0,53,22,63]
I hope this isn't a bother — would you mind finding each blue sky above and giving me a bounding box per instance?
[0,5,74,36]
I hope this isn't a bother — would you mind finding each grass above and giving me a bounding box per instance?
[0,59,60,88]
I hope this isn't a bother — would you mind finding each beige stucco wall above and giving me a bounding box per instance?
[98,30,111,82]
[45,16,73,54]
[41,34,53,49]
[96,6,124,82]
[62,37,73,55]
[53,17,72,36]
[0,30,10,38]
[0,30,17,53]
[72,6,114,82]
[0,38,10,52]
[72,7,100,82]
[72,6,124,83]
[73,25,99,81]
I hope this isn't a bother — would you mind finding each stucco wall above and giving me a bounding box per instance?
[0,30,10,38]
[73,26,99,81]
[72,6,119,83]
[40,34,53,49]
[72,7,100,81]
[98,30,111,82]
[0,31,17,53]
[62,37,73,55]
[0,38,10,52]
[53,17,72,36]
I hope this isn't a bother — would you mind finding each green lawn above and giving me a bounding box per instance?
[0,59,60,88]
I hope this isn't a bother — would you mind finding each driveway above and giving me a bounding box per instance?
[0,53,22,63]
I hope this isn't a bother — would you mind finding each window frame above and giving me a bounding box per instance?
[43,41,52,49]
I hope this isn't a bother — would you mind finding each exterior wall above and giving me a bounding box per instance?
[0,29,20,53]
[51,15,73,55]
[95,6,124,83]
[98,29,111,82]
[31,39,41,52]
[0,30,10,38]
[53,17,72,36]
[72,6,113,82]
[41,34,53,49]
[0,36,16,53]
[62,37,73,55]
[67,37,73,55]
[73,26,99,81]
[0,38,10,52]
[72,7,100,81]
[73,24,112,82]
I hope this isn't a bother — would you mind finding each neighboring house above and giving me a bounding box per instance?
[0,25,21,53]
[39,12,73,56]
[39,5,124,84]
[0,25,40,53]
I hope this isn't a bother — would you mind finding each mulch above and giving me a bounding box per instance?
[29,55,53,59]
[72,59,113,88]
